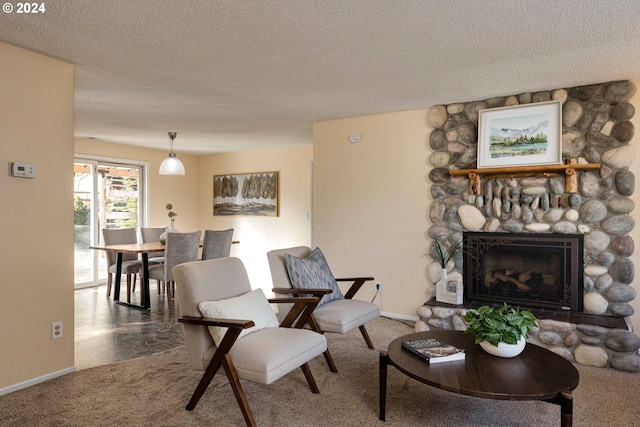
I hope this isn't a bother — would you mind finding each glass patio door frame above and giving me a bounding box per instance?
[74,155,149,288]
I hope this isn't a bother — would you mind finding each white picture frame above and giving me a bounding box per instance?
[477,100,562,169]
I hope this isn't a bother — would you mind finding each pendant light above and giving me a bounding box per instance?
[159,132,185,175]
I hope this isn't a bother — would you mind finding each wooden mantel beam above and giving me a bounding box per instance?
[448,160,601,195]
[448,163,601,177]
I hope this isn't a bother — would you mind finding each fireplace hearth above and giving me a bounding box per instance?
[463,232,584,312]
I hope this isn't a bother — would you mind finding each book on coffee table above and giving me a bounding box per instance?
[402,338,465,363]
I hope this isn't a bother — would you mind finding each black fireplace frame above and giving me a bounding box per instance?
[463,232,584,312]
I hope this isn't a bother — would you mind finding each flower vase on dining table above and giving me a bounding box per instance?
[159,218,178,244]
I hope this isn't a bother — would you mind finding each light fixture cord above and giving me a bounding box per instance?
[168,132,177,154]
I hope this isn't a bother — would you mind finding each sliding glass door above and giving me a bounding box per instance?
[74,158,146,289]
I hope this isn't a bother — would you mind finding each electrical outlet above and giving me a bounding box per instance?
[51,322,63,340]
[375,281,382,291]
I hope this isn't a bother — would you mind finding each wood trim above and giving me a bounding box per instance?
[448,162,600,176]
[447,159,600,195]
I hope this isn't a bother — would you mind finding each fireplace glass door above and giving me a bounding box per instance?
[463,232,584,311]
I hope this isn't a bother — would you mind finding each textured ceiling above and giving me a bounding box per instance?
[1,0,640,154]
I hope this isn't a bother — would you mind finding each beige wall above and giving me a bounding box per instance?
[197,145,313,292]
[0,42,75,389]
[313,110,431,318]
[74,138,200,232]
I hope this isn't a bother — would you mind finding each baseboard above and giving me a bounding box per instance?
[381,311,418,322]
[0,366,76,396]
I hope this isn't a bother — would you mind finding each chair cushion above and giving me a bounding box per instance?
[108,259,142,275]
[198,289,280,347]
[283,247,343,305]
[203,327,327,384]
[313,298,381,334]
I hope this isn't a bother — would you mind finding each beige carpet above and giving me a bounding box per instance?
[1,317,638,426]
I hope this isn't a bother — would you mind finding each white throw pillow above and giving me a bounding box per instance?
[198,289,279,347]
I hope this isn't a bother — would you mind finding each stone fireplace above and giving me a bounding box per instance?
[416,80,640,372]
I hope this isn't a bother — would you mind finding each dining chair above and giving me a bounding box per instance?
[174,257,327,426]
[267,246,380,371]
[147,230,201,298]
[140,226,167,295]
[201,228,234,260]
[140,226,166,263]
[102,228,142,302]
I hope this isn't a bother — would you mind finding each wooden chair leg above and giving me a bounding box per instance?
[132,274,137,292]
[186,351,225,411]
[222,353,257,427]
[300,363,319,394]
[359,325,375,349]
[184,328,245,418]
[157,280,162,295]
[307,315,338,372]
[322,349,338,373]
[107,273,112,297]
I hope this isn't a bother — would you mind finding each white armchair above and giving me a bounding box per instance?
[267,246,380,372]
[175,257,327,426]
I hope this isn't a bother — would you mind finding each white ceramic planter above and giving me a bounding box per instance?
[435,268,463,305]
[479,336,526,358]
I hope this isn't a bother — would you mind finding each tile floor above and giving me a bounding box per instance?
[74,284,185,370]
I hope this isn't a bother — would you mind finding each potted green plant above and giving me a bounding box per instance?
[429,240,463,268]
[428,240,481,305]
[463,304,538,357]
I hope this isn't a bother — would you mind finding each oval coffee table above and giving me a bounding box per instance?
[380,330,579,426]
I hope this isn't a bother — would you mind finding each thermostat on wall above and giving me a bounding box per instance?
[10,162,36,178]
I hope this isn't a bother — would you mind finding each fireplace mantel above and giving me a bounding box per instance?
[448,160,601,195]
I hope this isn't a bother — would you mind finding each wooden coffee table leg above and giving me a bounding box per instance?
[379,351,388,421]
[560,390,573,427]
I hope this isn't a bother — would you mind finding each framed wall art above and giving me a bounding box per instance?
[477,100,562,169]
[213,171,279,216]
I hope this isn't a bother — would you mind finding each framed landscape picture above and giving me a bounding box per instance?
[477,100,562,169]
[213,171,279,216]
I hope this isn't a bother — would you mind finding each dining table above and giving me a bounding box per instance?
[90,240,240,309]
[90,241,166,309]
